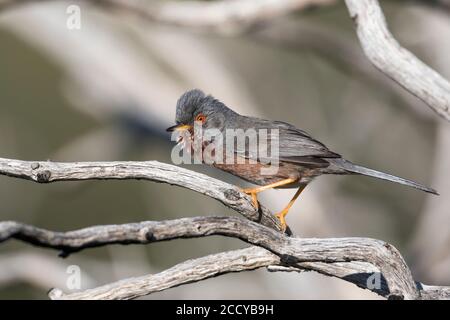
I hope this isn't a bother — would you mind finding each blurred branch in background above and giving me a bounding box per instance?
[0,0,337,34]
[91,0,337,34]
[252,19,435,121]
[0,251,97,290]
[419,0,450,11]
[0,250,154,292]
[1,216,449,299]
[345,0,450,121]
[412,124,450,282]
[1,0,448,121]
[401,5,450,285]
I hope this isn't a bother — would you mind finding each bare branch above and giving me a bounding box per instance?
[0,157,282,232]
[345,0,450,121]
[419,285,450,300]
[47,244,448,299]
[48,247,280,300]
[0,215,440,300]
[0,158,449,299]
[2,216,449,300]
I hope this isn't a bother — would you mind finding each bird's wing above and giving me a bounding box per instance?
[233,119,340,168]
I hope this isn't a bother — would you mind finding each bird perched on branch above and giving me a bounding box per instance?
[167,89,438,232]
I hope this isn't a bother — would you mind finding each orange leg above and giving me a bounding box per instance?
[276,185,306,232]
[241,178,297,209]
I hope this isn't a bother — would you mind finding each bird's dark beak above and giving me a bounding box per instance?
[166,124,193,132]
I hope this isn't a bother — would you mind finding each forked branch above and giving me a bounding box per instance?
[1,158,449,299]
[1,216,449,300]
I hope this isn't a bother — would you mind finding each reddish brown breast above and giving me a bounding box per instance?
[212,155,306,186]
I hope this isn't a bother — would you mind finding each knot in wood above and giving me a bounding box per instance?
[31,162,40,170]
[36,170,52,183]
[224,188,240,201]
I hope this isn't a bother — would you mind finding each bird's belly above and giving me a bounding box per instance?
[212,161,315,187]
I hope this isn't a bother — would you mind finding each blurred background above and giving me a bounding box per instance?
[0,0,448,299]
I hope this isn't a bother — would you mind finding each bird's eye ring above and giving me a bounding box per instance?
[195,114,206,123]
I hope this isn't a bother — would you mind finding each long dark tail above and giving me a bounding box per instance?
[328,158,438,195]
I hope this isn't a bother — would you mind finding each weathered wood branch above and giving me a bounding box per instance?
[0,157,282,232]
[1,216,449,300]
[344,0,450,121]
[1,159,448,299]
[48,247,279,300]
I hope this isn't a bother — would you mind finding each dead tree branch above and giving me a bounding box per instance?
[344,0,450,121]
[1,216,449,300]
[0,157,282,232]
[1,159,449,299]
[48,247,279,300]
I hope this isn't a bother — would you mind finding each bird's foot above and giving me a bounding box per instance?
[275,211,287,233]
[241,188,259,210]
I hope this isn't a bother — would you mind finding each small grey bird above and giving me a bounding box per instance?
[167,89,438,231]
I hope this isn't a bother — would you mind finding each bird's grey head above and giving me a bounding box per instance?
[167,89,235,132]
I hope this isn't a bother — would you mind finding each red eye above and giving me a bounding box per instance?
[195,114,206,123]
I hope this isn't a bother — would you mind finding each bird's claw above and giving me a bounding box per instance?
[275,212,287,233]
[241,188,289,233]
[241,188,259,210]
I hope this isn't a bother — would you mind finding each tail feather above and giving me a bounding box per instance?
[328,158,438,195]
